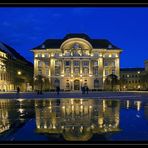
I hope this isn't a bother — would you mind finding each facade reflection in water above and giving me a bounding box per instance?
[0,99,34,135]
[35,99,120,141]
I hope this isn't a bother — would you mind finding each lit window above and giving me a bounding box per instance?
[38,69,42,75]
[38,61,42,67]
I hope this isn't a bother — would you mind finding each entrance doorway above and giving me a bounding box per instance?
[74,80,80,90]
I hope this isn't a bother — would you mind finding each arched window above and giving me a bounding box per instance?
[94,79,99,89]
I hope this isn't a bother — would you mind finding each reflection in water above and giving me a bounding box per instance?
[0,99,34,135]
[35,99,120,141]
[0,98,145,141]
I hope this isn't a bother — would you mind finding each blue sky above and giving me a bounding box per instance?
[0,7,147,68]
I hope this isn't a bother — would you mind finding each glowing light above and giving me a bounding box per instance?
[17,99,24,102]
[89,74,92,77]
[109,54,112,57]
[17,71,22,75]
[137,71,140,74]
[80,99,83,105]
[116,54,118,57]
[137,101,141,111]
[89,105,92,109]
[127,75,129,78]
[138,85,141,89]
[126,100,129,109]
[19,108,24,114]
[61,74,64,77]
[80,74,82,77]
[44,125,47,129]
[71,99,74,105]
[62,106,65,109]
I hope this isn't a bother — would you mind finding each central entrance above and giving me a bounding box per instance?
[74,80,80,90]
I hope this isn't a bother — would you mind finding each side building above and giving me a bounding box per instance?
[120,68,145,90]
[32,33,122,91]
[0,42,33,92]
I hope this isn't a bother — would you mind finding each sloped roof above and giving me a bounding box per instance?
[120,68,145,72]
[0,42,33,67]
[33,33,120,50]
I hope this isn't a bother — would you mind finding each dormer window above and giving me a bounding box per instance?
[108,44,112,49]
[41,44,45,48]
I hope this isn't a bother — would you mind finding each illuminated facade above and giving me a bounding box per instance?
[35,99,120,141]
[0,42,33,91]
[32,34,122,91]
[120,68,145,90]
[120,60,148,91]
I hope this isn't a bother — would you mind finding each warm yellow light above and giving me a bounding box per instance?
[80,74,82,77]
[89,74,92,77]
[137,101,141,111]
[138,85,141,89]
[137,71,140,74]
[116,54,118,57]
[126,100,129,109]
[42,54,45,57]
[109,54,112,57]
[127,75,129,78]
[61,74,64,77]
[17,71,22,75]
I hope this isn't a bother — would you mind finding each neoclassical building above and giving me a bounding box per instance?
[32,34,122,91]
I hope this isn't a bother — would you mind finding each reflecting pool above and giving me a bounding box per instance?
[0,98,148,143]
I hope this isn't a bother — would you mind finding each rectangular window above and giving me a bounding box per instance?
[46,69,49,76]
[55,67,60,76]
[38,69,42,75]
[83,61,89,66]
[55,60,60,66]
[105,70,109,76]
[104,61,108,66]
[38,61,42,67]
[74,61,79,66]
[112,70,115,75]
[65,61,70,66]
[94,61,98,66]
[93,67,98,75]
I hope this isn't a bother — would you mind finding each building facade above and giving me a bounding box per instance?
[0,42,33,92]
[32,34,122,91]
[120,68,145,90]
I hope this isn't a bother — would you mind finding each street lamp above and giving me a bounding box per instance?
[17,71,22,75]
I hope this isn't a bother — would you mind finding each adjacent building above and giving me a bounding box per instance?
[0,42,33,92]
[32,33,122,91]
[120,68,145,90]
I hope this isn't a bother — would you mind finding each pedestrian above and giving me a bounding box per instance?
[56,86,60,95]
[17,86,20,94]
[86,86,89,94]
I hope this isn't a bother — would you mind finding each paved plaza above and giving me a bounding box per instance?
[0,91,148,99]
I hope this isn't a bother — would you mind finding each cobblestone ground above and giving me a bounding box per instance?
[0,91,148,99]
